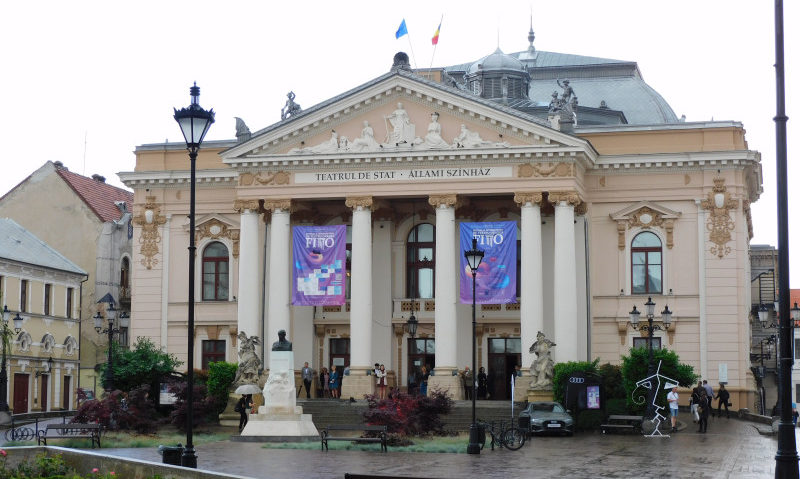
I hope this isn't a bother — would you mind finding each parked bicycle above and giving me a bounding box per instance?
[476,419,526,451]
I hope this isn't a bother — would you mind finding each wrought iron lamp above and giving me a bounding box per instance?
[464,238,484,455]
[174,82,214,469]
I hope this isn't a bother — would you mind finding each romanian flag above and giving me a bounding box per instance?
[432,20,442,45]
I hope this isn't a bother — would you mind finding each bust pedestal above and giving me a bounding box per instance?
[235,350,318,442]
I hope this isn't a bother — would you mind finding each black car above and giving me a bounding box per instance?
[519,401,574,436]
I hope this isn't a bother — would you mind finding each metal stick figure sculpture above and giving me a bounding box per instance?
[632,360,679,437]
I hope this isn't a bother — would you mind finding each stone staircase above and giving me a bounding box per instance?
[298,399,524,432]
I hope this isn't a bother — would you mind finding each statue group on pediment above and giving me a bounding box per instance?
[289,102,509,155]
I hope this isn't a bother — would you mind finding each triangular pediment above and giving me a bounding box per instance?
[222,71,594,165]
[610,201,682,222]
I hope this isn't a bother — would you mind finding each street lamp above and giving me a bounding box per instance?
[0,306,22,416]
[94,300,124,392]
[464,238,484,455]
[174,82,214,469]
[629,297,672,416]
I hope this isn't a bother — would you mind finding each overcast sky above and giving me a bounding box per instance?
[1,1,797,286]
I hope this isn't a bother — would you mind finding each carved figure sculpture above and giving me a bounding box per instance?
[234,332,262,385]
[384,102,416,144]
[453,125,499,148]
[307,130,340,154]
[234,117,251,137]
[557,79,575,104]
[529,331,556,389]
[350,121,380,151]
[271,329,293,351]
[421,112,450,149]
[281,91,302,120]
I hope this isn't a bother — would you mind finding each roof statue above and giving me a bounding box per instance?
[281,91,302,121]
[234,117,251,143]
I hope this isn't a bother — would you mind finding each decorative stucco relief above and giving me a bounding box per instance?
[610,202,682,251]
[428,193,460,209]
[513,192,544,206]
[239,171,290,186]
[345,196,375,210]
[517,162,575,178]
[132,196,167,269]
[196,218,241,258]
[701,177,739,258]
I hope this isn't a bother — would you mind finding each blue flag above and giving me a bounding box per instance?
[395,19,408,39]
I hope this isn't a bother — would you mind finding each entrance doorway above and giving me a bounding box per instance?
[329,338,350,372]
[487,338,521,400]
[63,376,71,410]
[13,373,28,413]
[407,338,435,395]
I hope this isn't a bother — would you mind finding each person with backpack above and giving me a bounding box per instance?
[690,381,703,423]
[697,389,710,433]
[714,384,731,419]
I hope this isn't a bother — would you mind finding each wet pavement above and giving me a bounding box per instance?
[98,416,790,479]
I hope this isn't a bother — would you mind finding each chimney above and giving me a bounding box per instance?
[91,174,106,183]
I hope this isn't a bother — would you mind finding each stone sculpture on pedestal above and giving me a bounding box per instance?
[529,331,556,389]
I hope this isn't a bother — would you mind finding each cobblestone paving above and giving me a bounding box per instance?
[102,417,790,479]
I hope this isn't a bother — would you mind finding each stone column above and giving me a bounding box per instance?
[427,194,461,397]
[514,192,544,400]
[550,191,581,363]
[263,199,292,370]
[341,196,375,398]
[234,199,262,341]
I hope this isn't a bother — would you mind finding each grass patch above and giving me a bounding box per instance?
[263,435,471,454]
[8,430,232,449]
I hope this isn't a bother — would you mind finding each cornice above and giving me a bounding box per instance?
[119,169,237,188]
[589,150,760,173]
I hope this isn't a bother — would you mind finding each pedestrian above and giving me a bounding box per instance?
[301,362,314,399]
[697,389,709,433]
[477,367,488,400]
[667,385,679,432]
[463,366,473,400]
[329,366,340,399]
[714,383,731,419]
[376,364,387,399]
[703,380,714,417]
[690,381,703,423]
[321,367,330,398]
[420,365,429,397]
[236,394,252,433]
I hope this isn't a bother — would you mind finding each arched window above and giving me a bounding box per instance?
[202,242,229,301]
[120,257,130,300]
[631,232,662,294]
[407,224,435,299]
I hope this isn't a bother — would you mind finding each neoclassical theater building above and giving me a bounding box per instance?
[122,31,762,406]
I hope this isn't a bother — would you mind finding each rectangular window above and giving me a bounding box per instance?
[795,338,800,361]
[66,288,73,319]
[20,280,27,313]
[44,284,51,316]
[633,337,661,350]
[201,340,226,370]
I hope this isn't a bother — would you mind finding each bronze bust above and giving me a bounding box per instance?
[271,329,293,351]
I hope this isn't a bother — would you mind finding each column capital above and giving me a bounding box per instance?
[233,199,262,214]
[547,191,582,207]
[263,199,293,213]
[345,196,375,211]
[428,193,460,209]
[513,192,545,206]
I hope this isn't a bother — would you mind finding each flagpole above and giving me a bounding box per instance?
[406,34,418,70]
[429,15,443,70]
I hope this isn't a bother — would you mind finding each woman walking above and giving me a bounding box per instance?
[329,366,340,399]
[321,367,330,398]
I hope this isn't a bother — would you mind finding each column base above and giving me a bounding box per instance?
[340,367,375,399]
[428,368,463,398]
[527,388,554,403]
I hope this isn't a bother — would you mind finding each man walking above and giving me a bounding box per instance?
[463,367,473,400]
[714,384,731,419]
[703,380,714,417]
[667,385,679,433]
[301,362,314,398]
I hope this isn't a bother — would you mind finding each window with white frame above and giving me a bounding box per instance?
[631,232,662,294]
[202,242,229,301]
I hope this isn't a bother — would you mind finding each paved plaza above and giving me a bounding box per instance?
[98,416,794,479]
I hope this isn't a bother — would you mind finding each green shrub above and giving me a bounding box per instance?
[552,359,599,406]
[621,347,698,415]
[207,362,238,412]
[598,363,625,399]
[575,410,605,431]
[605,397,629,416]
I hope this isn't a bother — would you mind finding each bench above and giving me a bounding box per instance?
[320,425,388,452]
[37,423,102,448]
[600,415,643,435]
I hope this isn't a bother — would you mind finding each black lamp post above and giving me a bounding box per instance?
[0,306,23,415]
[94,301,128,392]
[464,238,484,455]
[629,297,672,416]
[174,83,214,469]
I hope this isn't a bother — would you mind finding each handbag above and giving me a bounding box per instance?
[234,402,242,413]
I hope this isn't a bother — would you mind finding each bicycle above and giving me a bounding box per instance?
[476,419,526,451]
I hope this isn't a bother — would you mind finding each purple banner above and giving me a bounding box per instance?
[292,225,346,306]
[459,222,517,304]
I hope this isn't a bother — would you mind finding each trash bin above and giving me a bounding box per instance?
[158,444,184,466]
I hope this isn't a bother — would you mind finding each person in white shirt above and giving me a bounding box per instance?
[667,386,680,432]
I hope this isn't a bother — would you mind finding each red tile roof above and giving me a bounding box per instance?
[56,167,134,222]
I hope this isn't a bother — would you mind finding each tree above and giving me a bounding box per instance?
[101,337,182,398]
[621,347,697,415]
[206,362,237,413]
